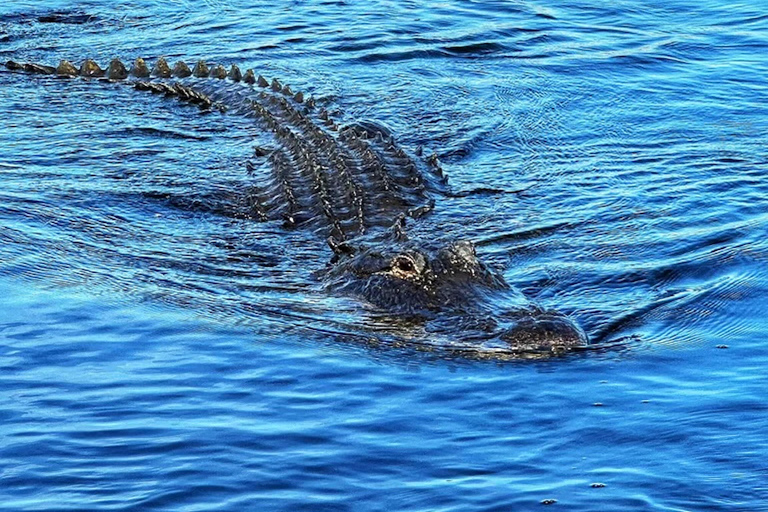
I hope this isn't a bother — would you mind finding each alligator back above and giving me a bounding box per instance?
[5,57,447,244]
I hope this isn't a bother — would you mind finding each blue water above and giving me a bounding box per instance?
[1,1,768,510]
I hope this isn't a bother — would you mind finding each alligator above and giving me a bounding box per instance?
[4,57,588,355]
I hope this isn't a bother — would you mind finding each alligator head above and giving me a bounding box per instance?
[323,236,588,354]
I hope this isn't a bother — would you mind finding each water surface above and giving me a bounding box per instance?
[1,1,767,510]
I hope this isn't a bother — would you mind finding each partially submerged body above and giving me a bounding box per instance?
[5,57,588,355]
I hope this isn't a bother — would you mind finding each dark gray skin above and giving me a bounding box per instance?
[5,56,589,355]
[323,237,588,353]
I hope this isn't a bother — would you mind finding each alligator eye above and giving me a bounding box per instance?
[390,255,421,278]
[395,256,415,273]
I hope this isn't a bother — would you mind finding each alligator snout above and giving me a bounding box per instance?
[500,312,588,352]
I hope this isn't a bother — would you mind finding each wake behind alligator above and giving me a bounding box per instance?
[5,56,589,356]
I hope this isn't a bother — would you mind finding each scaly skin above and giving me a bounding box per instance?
[4,57,588,354]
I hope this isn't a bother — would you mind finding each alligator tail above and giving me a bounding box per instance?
[5,57,448,241]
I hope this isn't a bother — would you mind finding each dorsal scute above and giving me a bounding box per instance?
[172,61,192,78]
[22,62,55,74]
[56,60,78,76]
[210,64,227,79]
[79,59,104,77]
[192,60,209,78]
[151,57,171,78]
[107,58,128,80]
[130,58,150,78]
[228,64,242,82]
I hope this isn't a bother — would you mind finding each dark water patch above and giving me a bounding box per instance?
[535,11,557,21]
[450,185,533,198]
[121,126,211,140]
[357,48,455,63]
[0,8,92,25]
[441,41,509,56]
[36,12,98,25]
[712,12,768,28]
[327,37,388,54]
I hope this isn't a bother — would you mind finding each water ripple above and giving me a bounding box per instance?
[2,0,768,509]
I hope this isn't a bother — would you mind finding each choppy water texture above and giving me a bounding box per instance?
[1,0,767,510]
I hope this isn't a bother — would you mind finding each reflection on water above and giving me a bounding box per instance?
[1,0,767,510]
